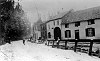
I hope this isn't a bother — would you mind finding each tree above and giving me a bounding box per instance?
[13,3,31,39]
[0,0,14,43]
[0,0,31,43]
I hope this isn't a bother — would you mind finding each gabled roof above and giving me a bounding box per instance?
[40,21,47,25]
[49,12,68,20]
[61,6,100,24]
[46,11,69,23]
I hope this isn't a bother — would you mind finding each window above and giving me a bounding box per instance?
[65,24,69,28]
[43,26,45,30]
[48,25,50,29]
[88,19,95,25]
[35,26,37,30]
[54,21,55,25]
[65,30,71,38]
[48,32,51,38]
[41,26,42,30]
[57,20,59,25]
[33,27,34,31]
[75,22,80,27]
[86,28,95,37]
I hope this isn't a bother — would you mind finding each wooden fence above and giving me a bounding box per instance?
[47,39,100,57]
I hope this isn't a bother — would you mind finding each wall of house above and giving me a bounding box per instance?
[46,19,62,40]
[33,24,41,41]
[41,23,47,40]
[37,31,41,39]
[61,19,100,40]
[95,19,100,39]
[47,21,54,40]
[33,31,41,40]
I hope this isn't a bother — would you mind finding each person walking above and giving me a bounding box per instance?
[23,39,25,45]
[8,37,11,44]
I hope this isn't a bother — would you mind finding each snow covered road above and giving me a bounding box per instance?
[0,40,100,61]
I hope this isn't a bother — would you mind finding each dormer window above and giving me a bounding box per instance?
[88,19,95,25]
[75,22,80,27]
[65,24,69,28]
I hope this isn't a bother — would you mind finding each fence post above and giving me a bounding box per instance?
[89,40,93,56]
[52,40,55,47]
[74,39,78,52]
[98,49,100,58]
[57,41,59,48]
[57,38,60,48]
[47,40,49,46]
[65,40,67,49]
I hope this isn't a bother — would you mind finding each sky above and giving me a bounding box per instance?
[18,0,100,24]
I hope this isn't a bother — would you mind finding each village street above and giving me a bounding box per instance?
[1,0,100,61]
[0,40,100,61]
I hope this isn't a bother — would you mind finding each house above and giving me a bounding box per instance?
[40,21,47,41]
[33,18,43,42]
[61,6,100,40]
[46,12,69,40]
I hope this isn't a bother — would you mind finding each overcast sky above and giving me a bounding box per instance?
[19,0,100,23]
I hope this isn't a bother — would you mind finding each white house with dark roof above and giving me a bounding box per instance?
[46,12,69,40]
[61,6,100,40]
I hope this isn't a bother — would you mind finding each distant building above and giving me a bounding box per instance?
[40,21,47,41]
[33,18,43,42]
[61,6,100,40]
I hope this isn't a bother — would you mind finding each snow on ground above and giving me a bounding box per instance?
[0,40,100,61]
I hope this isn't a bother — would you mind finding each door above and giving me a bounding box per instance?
[54,27,61,40]
[75,30,79,39]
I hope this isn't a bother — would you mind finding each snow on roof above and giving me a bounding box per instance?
[61,6,100,24]
[46,11,69,23]
[50,12,67,20]
[45,11,69,24]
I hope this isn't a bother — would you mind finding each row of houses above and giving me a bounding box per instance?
[33,6,100,42]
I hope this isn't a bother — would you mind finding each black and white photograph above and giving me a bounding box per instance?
[0,0,100,61]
